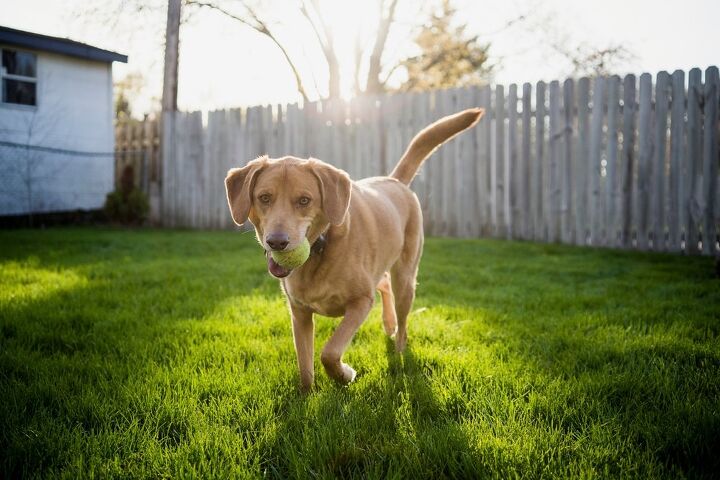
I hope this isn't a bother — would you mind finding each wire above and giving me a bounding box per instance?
[0,140,144,158]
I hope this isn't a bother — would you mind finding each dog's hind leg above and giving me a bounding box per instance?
[391,243,422,352]
[390,265,417,353]
[391,208,424,353]
[377,272,397,336]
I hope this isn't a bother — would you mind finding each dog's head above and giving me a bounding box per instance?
[225,156,351,274]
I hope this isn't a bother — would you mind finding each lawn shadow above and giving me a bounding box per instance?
[258,338,482,479]
[509,328,720,478]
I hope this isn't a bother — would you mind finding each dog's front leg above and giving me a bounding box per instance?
[290,303,314,391]
[320,297,374,385]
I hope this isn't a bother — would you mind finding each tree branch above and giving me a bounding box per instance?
[299,0,340,98]
[186,0,310,102]
[365,0,400,94]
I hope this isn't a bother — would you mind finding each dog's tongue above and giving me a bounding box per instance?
[267,254,291,278]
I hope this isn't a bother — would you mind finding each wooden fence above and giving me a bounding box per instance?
[114,116,162,223]
[121,67,720,255]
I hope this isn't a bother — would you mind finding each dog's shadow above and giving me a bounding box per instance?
[259,337,476,478]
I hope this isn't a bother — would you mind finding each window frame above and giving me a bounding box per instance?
[0,47,39,109]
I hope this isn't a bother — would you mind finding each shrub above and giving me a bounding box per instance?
[104,166,149,224]
[104,188,149,225]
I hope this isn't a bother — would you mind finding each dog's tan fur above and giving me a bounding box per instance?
[226,108,484,390]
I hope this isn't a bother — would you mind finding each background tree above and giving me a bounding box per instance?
[553,41,635,77]
[185,0,404,99]
[114,72,146,120]
[76,0,634,109]
[398,0,491,92]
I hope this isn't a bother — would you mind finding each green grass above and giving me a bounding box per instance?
[1,227,718,479]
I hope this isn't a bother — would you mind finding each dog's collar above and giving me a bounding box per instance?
[311,234,326,255]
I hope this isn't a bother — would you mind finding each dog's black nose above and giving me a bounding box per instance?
[266,233,289,251]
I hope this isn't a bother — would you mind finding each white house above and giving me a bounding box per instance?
[0,26,127,217]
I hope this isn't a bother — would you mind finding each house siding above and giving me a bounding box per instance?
[0,48,115,216]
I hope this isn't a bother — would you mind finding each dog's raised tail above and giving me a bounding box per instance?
[390,108,484,185]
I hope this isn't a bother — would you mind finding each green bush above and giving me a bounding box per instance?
[104,187,149,224]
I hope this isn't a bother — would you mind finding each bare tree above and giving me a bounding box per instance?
[552,41,635,77]
[185,0,312,101]
[183,0,406,99]
[0,75,72,225]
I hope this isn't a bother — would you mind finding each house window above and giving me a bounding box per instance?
[1,49,37,106]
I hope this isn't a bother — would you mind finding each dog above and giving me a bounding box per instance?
[225,108,484,390]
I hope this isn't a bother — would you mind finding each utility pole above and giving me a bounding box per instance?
[156,0,181,225]
[162,0,181,112]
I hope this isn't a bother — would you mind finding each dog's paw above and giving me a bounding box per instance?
[384,324,398,337]
[341,363,357,384]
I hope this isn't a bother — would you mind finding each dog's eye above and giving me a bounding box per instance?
[298,196,310,206]
[258,194,271,204]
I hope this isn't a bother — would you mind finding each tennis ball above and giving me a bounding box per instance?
[270,237,311,269]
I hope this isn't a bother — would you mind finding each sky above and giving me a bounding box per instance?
[1,0,718,114]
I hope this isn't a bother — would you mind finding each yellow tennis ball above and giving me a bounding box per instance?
[270,237,311,269]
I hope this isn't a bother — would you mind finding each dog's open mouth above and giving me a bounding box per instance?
[266,253,291,278]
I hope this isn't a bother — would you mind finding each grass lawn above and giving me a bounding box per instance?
[1,227,718,479]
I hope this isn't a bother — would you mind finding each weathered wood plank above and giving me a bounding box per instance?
[548,80,561,242]
[426,93,441,235]
[686,68,703,254]
[561,78,575,244]
[702,66,719,254]
[447,89,461,236]
[205,110,217,228]
[189,111,204,228]
[589,76,605,246]
[652,72,670,250]
[460,87,478,237]
[620,75,637,248]
[575,78,590,245]
[521,83,532,239]
[479,85,493,236]
[605,76,620,245]
[494,84,506,238]
[534,81,546,241]
[636,73,653,250]
[413,92,431,228]
[508,83,519,239]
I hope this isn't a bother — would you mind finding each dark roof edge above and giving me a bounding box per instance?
[0,26,128,63]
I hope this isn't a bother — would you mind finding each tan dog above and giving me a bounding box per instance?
[225,108,484,390]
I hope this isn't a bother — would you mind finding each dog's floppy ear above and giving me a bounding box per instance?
[225,156,267,225]
[309,158,352,226]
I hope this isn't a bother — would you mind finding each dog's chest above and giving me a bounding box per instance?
[282,276,346,317]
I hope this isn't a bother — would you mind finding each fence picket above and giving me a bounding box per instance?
[521,83,532,239]
[479,85,493,235]
[460,87,478,237]
[651,72,669,250]
[508,84,519,239]
[620,75,637,247]
[494,85,505,238]
[637,73,653,250]
[589,77,605,246]
[548,80,561,242]
[575,78,590,245]
[685,69,703,253]
[605,76,620,245]
[668,70,686,252]
[534,81,546,241]
[562,79,575,244]
[702,66,719,254]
